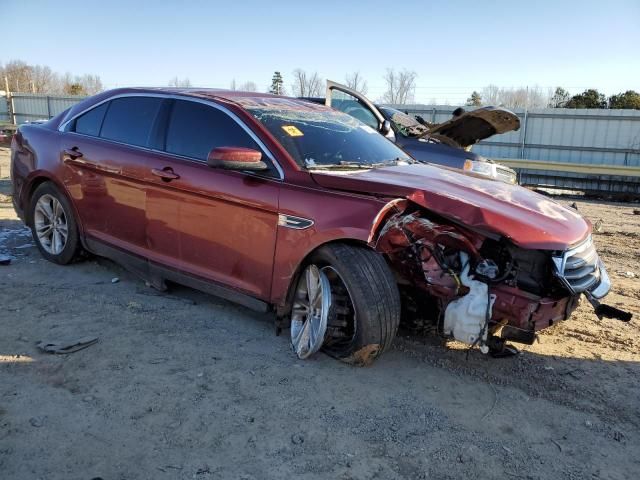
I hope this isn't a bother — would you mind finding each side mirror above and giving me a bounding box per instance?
[207,147,267,171]
[380,120,396,141]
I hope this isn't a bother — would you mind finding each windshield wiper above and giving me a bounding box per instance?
[306,159,413,171]
[306,161,375,170]
[378,157,416,166]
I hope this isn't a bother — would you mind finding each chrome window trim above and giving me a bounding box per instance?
[58,92,285,180]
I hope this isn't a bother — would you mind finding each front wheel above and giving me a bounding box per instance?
[290,243,401,365]
[29,182,82,265]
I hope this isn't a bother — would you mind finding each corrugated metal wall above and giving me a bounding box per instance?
[2,93,639,173]
[390,104,640,167]
[0,92,9,122]
[8,93,86,124]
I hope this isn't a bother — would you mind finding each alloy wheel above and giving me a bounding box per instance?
[34,194,68,255]
[290,264,331,359]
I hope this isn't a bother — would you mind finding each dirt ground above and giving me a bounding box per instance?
[1,146,639,480]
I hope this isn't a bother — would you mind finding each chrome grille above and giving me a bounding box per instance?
[552,236,601,293]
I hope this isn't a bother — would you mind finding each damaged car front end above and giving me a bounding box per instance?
[368,198,629,355]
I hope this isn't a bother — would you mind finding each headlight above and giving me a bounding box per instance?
[463,159,495,177]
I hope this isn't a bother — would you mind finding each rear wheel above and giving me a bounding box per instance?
[290,243,401,365]
[29,182,82,265]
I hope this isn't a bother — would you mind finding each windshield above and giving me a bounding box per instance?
[379,107,429,138]
[245,101,412,169]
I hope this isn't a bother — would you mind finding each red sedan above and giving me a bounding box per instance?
[10,88,628,364]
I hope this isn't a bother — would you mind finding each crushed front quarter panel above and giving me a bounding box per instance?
[370,200,589,349]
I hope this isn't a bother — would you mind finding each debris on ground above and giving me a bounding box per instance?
[29,417,45,428]
[0,255,11,265]
[593,219,603,232]
[1,145,639,479]
[36,336,99,354]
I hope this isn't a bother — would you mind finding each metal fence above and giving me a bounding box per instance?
[391,105,640,166]
[2,92,85,125]
[388,104,640,194]
[0,91,9,122]
[1,92,639,194]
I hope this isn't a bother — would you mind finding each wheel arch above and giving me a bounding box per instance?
[23,174,84,238]
[275,237,393,318]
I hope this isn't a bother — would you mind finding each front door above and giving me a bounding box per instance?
[145,99,280,300]
[325,80,394,140]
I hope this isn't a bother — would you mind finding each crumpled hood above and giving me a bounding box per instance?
[422,106,520,148]
[311,164,590,250]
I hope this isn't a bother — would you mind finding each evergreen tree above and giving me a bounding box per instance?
[565,89,607,109]
[466,91,482,106]
[608,90,640,109]
[269,71,284,95]
[549,87,570,108]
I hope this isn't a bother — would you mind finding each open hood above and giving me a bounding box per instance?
[422,107,520,148]
[311,164,589,250]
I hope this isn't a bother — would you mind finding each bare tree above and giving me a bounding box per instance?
[481,84,501,105]
[239,81,258,92]
[230,79,237,90]
[291,69,324,97]
[30,65,56,93]
[345,71,368,95]
[381,69,417,104]
[480,85,550,109]
[79,74,103,95]
[1,60,104,95]
[168,77,192,88]
[1,60,33,92]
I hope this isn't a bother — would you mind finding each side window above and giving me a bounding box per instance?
[69,102,109,136]
[100,97,163,147]
[330,90,379,129]
[165,100,260,161]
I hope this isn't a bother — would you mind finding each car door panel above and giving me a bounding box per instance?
[145,99,280,300]
[145,154,279,299]
[326,81,385,128]
[62,135,149,255]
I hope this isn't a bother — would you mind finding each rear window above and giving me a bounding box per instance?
[165,100,259,160]
[100,97,163,147]
[74,102,108,136]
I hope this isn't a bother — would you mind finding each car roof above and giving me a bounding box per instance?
[56,87,334,130]
[104,87,320,109]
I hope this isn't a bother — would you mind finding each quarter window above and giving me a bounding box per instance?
[100,97,163,147]
[165,100,260,161]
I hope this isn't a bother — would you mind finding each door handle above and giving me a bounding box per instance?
[63,147,83,159]
[151,167,180,181]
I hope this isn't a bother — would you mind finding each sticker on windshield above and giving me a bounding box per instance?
[359,125,376,134]
[282,125,304,137]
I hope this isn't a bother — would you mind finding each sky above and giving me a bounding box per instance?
[3,0,640,103]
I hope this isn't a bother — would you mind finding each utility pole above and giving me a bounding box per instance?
[4,75,15,125]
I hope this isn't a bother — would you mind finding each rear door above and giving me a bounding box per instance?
[325,81,393,139]
[61,95,164,257]
[144,99,280,300]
